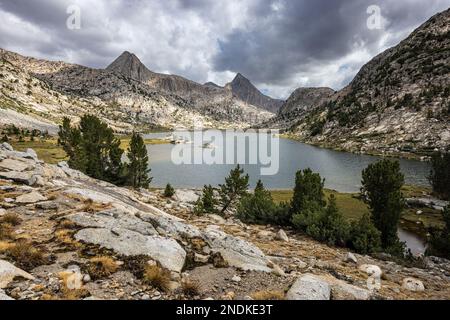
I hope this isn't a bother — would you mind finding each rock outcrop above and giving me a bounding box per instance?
[1,143,449,300]
[0,49,274,133]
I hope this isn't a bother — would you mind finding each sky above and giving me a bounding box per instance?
[0,0,449,99]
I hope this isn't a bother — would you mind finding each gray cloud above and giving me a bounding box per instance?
[0,0,448,98]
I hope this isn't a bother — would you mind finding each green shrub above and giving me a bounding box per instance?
[237,180,290,226]
[292,194,349,246]
[348,213,381,254]
[163,183,175,198]
[427,205,450,259]
[194,185,218,215]
[428,151,450,200]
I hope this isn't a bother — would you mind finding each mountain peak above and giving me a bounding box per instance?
[228,73,283,113]
[106,51,154,82]
[232,72,250,83]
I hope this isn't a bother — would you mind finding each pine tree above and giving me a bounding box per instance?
[164,183,175,197]
[290,168,325,216]
[237,180,273,222]
[58,115,125,185]
[194,185,218,215]
[427,205,450,259]
[361,159,405,251]
[428,151,450,200]
[219,165,249,214]
[126,132,152,189]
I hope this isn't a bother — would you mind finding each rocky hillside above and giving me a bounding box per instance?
[260,87,335,129]
[107,52,283,113]
[1,142,450,300]
[270,8,450,157]
[0,49,274,134]
[226,73,284,113]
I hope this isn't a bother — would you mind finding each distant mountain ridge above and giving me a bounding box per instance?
[0,48,274,133]
[106,51,283,113]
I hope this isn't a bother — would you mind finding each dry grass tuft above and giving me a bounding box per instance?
[0,213,22,226]
[0,240,14,252]
[181,279,200,297]
[59,219,78,230]
[142,265,171,292]
[0,224,13,240]
[86,256,118,280]
[54,229,80,248]
[251,290,285,300]
[5,241,48,271]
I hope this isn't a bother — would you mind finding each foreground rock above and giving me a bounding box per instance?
[0,289,14,300]
[0,260,34,289]
[203,225,274,273]
[402,278,425,292]
[286,274,331,300]
[75,228,186,273]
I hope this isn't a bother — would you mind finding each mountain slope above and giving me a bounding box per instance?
[0,49,274,133]
[257,87,335,130]
[106,52,282,113]
[277,8,450,157]
[226,73,284,113]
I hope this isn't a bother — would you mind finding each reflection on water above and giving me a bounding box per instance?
[398,228,427,256]
[144,132,431,193]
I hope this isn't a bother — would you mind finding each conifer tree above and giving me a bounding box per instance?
[361,159,404,251]
[194,185,218,215]
[219,165,249,214]
[164,183,175,197]
[126,132,152,189]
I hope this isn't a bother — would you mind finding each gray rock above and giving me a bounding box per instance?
[0,158,31,172]
[286,274,331,300]
[0,171,34,185]
[15,191,47,204]
[359,264,382,277]
[194,253,209,264]
[75,228,186,272]
[344,252,358,264]
[67,210,158,236]
[276,229,289,242]
[36,201,59,210]
[231,275,241,282]
[0,143,13,151]
[331,282,371,300]
[0,260,35,289]
[139,212,202,239]
[402,278,425,292]
[0,208,5,216]
[203,225,272,272]
[0,289,14,300]
[174,189,199,203]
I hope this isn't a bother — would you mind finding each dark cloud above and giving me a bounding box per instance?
[213,0,450,92]
[0,0,448,98]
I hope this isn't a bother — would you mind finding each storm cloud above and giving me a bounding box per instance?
[0,0,449,98]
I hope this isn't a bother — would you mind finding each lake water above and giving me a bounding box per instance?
[144,131,431,193]
[144,131,430,255]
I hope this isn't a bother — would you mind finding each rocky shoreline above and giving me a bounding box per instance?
[1,142,450,300]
